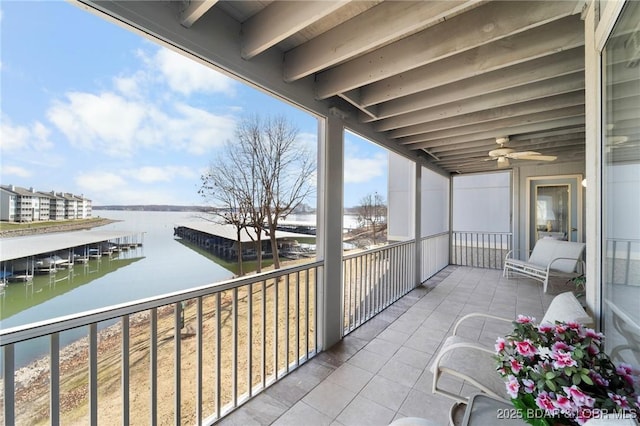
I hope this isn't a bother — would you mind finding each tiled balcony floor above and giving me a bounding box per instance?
[219,266,568,426]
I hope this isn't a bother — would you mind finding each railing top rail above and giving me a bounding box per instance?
[420,232,449,240]
[0,260,323,346]
[452,230,513,235]
[606,238,640,243]
[342,239,415,261]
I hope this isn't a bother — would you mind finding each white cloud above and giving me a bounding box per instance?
[343,152,387,183]
[75,171,127,193]
[154,48,236,96]
[169,103,236,155]
[47,91,149,156]
[1,165,31,178]
[0,117,54,152]
[124,165,197,183]
[46,90,236,158]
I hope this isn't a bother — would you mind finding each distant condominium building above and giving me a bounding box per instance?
[0,184,92,222]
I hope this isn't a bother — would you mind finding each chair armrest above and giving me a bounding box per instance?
[452,313,512,336]
[433,340,497,369]
[546,256,583,272]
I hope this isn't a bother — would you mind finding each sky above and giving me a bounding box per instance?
[0,1,388,208]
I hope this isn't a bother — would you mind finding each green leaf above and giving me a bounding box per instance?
[545,379,556,391]
[545,371,556,379]
[572,374,581,385]
[573,348,584,359]
[581,374,593,385]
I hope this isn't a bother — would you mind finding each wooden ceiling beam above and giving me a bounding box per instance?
[387,92,585,138]
[284,1,478,82]
[404,117,586,150]
[180,0,218,28]
[361,48,584,123]
[375,73,584,131]
[315,0,578,99]
[360,16,584,107]
[241,1,349,60]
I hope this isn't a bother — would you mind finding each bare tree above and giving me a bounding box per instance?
[201,114,315,271]
[356,192,386,244]
[199,145,253,275]
[252,115,315,269]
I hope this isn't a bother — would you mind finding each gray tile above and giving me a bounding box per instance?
[377,327,411,345]
[325,363,374,393]
[346,348,389,373]
[391,346,432,370]
[302,380,357,418]
[360,375,412,412]
[272,401,333,426]
[398,389,454,426]
[363,337,401,358]
[378,358,423,388]
[240,392,291,424]
[336,395,396,426]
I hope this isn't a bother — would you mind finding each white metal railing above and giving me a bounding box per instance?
[451,231,512,270]
[342,240,416,335]
[606,238,640,286]
[1,261,322,425]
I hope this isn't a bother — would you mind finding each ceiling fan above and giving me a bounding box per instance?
[487,136,557,168]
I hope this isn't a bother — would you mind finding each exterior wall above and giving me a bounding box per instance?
[421,166,449,237]
[0,190,16,221]
[387,152,415,241]
[452,171,511,233]
[514,161,585,257]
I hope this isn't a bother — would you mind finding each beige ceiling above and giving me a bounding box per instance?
[84,0,597,174]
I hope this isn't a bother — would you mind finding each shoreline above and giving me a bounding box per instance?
[0,218,118,238]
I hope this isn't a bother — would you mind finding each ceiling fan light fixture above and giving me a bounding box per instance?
[497,157,510,167]
[496,136,510,145]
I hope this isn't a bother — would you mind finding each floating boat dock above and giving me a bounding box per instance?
[174,221,314,260]
[1,230,143,281]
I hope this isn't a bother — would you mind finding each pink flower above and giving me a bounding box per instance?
[506,375,520,398]
[552,341,570,352]
[510,358,523,374]
[563,385,595,408]
[536,391,556,411]
[553,394,574,411]
[495,337,506,353]
[575,408,595,425]
[608,392,630,409]
[522,378,535,394]
[515,340,538,357]
[616,364,636,387]
[589,371,609,387]
[538,323,554,333]
[551,350,577,369]
[516,315,535,324]
[584,328,604,342]
[555,324,567,334]
[566,321,581,330]
[587,343,600,356]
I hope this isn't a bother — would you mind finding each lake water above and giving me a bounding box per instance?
[0,210,361,368]
[1,210,356,368]
[1,210,236,368]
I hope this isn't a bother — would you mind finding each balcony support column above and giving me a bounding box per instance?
[317,113,344,350]
[415,165,422,285]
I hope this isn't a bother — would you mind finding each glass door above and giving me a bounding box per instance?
[527,176,582,251]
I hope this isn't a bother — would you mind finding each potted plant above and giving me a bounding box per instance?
[495,315,640,425]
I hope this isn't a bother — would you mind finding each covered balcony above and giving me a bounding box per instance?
[1,0,638,425]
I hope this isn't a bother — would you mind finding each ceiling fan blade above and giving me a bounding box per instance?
[507,151,541,159]
[514,154,557,161]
